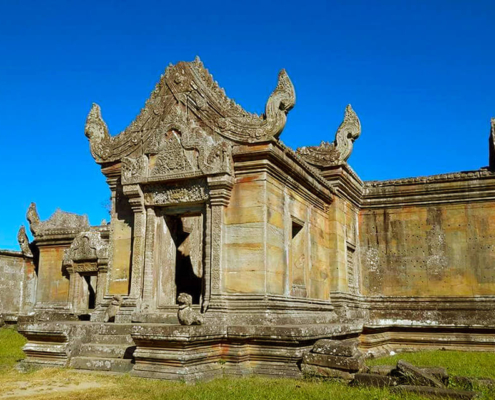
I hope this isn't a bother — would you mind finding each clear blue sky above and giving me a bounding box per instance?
[1,0,494,249]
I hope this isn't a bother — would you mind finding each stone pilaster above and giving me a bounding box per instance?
[122,184,145,319]
[205,174,234,308]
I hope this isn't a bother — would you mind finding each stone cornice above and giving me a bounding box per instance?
[362,169,495,208]
[232,142,334,211]
[319,164,364,207]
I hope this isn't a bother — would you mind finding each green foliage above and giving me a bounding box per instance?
[0,325,26,369]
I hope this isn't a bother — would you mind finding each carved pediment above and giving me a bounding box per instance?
[121,106,233,184]
[85,57,295,164]
[296,105,361,168]
[63,231,108,272]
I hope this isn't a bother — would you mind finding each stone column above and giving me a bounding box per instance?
[204,174,234,311]
[141,207,157,313]
[122,184,146,313]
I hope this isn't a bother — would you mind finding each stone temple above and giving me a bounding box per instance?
[1,58,495,380]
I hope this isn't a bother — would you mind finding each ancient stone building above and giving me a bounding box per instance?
[1,58,494,380]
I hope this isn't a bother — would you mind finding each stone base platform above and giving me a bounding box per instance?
[17,320,362,380]
[360,325,495,357]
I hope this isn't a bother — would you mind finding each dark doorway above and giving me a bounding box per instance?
[83,274,97,310]
[164,215,203,305]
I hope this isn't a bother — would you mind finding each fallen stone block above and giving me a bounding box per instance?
[451,376,475,390]
[351,373,399,387]
[311,339,360,357]
[303,352,364,371]
[301,363,354,380]
[369,364,395,376]
[397,359,445,388]
[421,367,449,385]
[391,385,478,399]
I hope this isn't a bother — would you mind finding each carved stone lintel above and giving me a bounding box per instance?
[143,180,209,206]
[296,105,361,168]
[17,225,33,258]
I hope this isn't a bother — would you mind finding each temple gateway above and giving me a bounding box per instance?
[1,58,495,380]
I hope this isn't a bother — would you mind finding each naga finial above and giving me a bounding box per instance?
[296,104,361,167]
[85,103,111,161]
[26,202,40,237]
[17,225,33,258]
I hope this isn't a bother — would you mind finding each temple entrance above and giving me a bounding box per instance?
[73,270,98,319]
[154,208,204,308]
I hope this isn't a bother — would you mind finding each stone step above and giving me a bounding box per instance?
[90,334,135,345]
[79,343,135,359]
[70,356,133,373]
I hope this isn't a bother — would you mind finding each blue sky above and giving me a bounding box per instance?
[1,0,494,249]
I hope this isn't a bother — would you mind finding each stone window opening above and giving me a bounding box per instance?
[290,217,307,297]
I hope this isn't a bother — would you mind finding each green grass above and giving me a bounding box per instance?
[0,324,26,369]
[368,350,495,379]
[0,326,494,400]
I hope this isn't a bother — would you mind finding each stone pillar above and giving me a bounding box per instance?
[122,184,145,319]
[204,174,234,311]
[141,207,156,313]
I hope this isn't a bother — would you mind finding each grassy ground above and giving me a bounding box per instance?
[0,326,494,400]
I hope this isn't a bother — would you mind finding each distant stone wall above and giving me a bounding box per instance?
[0,251,35,321]
[360,171,495,297]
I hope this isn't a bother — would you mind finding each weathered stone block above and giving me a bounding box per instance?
[352,373,399,387]
[369,364,395,376]
[312,339,360,357]
[303,352,364,371]
[301,363,354,380]
[397,360,445,388]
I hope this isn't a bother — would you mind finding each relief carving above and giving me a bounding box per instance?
[63,231,108,271]
[84,58,295,166]
[122,155,148,184]
[296,105,361,167]
[143,180,209,206]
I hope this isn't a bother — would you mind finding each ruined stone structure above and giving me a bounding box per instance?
[2,58,495,380]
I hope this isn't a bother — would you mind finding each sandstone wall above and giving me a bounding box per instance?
[223,171,333,301]
[36,246,69,304]
[360,173,495,297]
[108,185,133,295]
[0,251,36,320]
